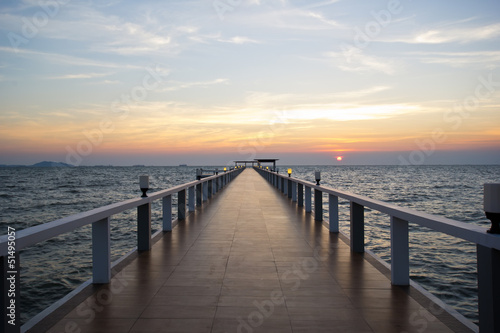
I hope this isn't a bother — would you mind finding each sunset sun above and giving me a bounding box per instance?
[336,156,343,161]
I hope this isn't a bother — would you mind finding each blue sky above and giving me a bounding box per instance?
[0,0,499,165]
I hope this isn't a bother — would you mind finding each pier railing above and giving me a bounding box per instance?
[0,167,244,333]
[254,166,499,333]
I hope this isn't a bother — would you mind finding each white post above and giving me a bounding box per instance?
[329,194,339,233]
[137,203,151,251]
[92,217,111,283]
[188,186,195,212]
[203,181,208,201]
[196,183,202,206]
[314,189,323,221]
[305,186,312,213]
[178,189,186,220]
[163,195,172,231]
[350,202,364,253]
[390,216,409,285]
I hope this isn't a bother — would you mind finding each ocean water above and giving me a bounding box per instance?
[1,165,499,325]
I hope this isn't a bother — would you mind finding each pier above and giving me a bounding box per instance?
[2,167,499,332]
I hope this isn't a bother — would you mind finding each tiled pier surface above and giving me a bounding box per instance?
[45,169,469,333]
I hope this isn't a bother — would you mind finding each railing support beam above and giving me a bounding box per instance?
[305,187,312,213]
[350,202,364,253]
[178,189,186,220]
[298,183,304,207]
[477,245,500,333]
[163,195,172,231]
[137,203,151,251]
[329,194,339,233]
[188,186,195,212]
[390,216,409,285]
[92,217,111,283]
[314,189,323,221]
[196,183,202,206]
[288,179,292,199]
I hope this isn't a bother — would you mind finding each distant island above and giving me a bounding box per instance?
[0,161,75,168]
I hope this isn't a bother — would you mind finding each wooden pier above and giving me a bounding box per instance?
[38,168,470,333]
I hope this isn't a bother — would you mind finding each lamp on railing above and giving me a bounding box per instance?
[224,167,227,172]
[484,183,500,234]
[315,171,321,185]
[266,166,269,170]
[288,168,292,177]
[139,175,149,197]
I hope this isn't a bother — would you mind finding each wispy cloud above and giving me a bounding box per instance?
[408,50,500,69]
[217,36,261,44]
[48,72,113,80]
[326,48,397,74]
[162,78,229,92]
[0,46,142,69]
[414,23,500,44]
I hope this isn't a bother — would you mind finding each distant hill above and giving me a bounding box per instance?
[31,161,75,167]
[0,161,75,168]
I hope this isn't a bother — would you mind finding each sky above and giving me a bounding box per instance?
[0,0,499,166]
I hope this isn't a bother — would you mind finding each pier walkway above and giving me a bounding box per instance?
[45,169,462,333]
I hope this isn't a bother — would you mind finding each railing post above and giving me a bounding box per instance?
[188,186,195,212]
[211,179,216,196]
[2,253,20,333]
[178,189,186,220]
[92,217,111,283]
[298,183,304,207]
[477,245,500,333]
[203,181,208,201]
[196,183,202,206]
[350,202,364,253]
[314,189,323,221]
[292,182,297,202]
[163,195,172,231]
[305,186,312,212]
[277,176,281,191]
[390,216,409,285]
[329,194,339,232]
[283,178,287,195]
[137,202,151,251]
[287,179,292,199]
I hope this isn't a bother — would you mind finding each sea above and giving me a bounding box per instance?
[1,165,499,325]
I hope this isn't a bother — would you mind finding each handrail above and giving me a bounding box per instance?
[0,167,244,332]
[254,166,499,333]
[263,170,500,250]
[0,171,235,256]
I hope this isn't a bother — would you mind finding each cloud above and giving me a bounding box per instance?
[161,78,229,92]
[326,47,397,74]
[217,36,261,44]
[408,50,500,69]
[0,46,142,69]
[48,72,113,80]
[413,23,500,44]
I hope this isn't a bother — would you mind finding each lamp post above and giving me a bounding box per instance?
[484,183,500,234]
[139,175,149,197]
[288,168,292,177]
[315,171,321,186]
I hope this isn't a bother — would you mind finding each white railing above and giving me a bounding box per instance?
[0,167,244,333]
[254,166,500,333]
